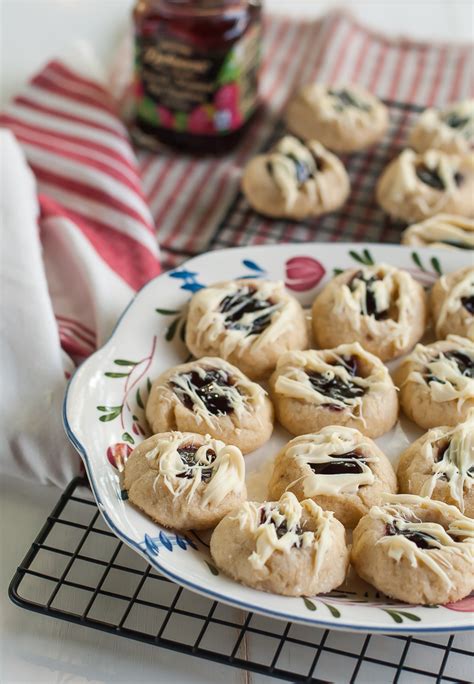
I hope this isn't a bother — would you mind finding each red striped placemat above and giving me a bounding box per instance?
[139,10,473,268]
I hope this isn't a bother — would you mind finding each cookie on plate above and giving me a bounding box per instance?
[124,431,246,530]
[241,135,350,220]
[376,148,474,222]
[431,266,474,341]
[268,427,397,529]
[397,335,474,429]
[146,357,273,454]
[351,494,474,604]
[397,414,474,517]
[269,343,398,439]
[409,100,474,155]
[185,279,308,380]
[311,264,427,361]
[401,214,474,250]
[285,84,389,152]
[210,491,348,596]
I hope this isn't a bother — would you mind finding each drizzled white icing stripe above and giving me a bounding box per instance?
[283,427,377,496]
[416,100,474,147]
[402,214,474,249]
[420,415,474,512]
[435,268,474,337]
[406,336,474,407]
[333,264,417,349]
[235,492,332,573]
[358,495,474,587]
[145,432,245,507]
[300,84,380,126]
[273,344,390,422]
[194,281,292,358]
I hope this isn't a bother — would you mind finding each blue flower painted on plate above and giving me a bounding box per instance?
[168,270,205,292]
[141,531,196,556]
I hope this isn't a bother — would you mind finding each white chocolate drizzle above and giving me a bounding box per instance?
[273,344,391,423]
[145,432,245,507]
[235,492,332,573]
[333,264,417,349]
[194,280,292,359]
[359,495,474,587]
[416,100,474,148]
[283,427,377,496]
[406,336,474,407]
[420,415,474,512]
[435,268,474,338]
[300,84,381,127]
[402,214,474,249]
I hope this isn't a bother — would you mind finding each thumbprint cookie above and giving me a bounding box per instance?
[286,83,389,153]
[398,415,474,518]
[351,495,474,605]
[401,214,474,250]
[269,344,398,439]
[124,431,246,530]
[431,266,474,341]
[269,427,397,529]
[409,99,474,155]
[241,135,350,220]
[185,279,308,380]
[146,357,273,454]
[311,264,427,361]
[210,491,348,596]
[397,335,474,429]
[376,148,474,222]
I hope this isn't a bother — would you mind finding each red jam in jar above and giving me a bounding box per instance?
[132,0,262,153]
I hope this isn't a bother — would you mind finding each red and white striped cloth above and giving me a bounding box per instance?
[0,12,472,485]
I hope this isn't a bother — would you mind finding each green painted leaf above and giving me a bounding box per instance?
[205,561,219,576]
[349,250,366,265]
[105,372,129,378]
[363,248,374,265]
[147,377,152,393]
[165,316,180,342]
[384,609,403,623]
[324,602,341,618]
[132,414,139,422]
[136,388,144,410]
[122,432,135,445]
[179,319,187,343]
[303,597,317,611]
[114,359,138,366]
[155,308,180,315]
[333,267,344,276]
[97,405,109,412]
[431,256,442,276]
[398,611,421,622]
[97,405,121,412]
[411,251,425,271]
[99,408,122,422]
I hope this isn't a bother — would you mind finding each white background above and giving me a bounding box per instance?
[1,1,473,683]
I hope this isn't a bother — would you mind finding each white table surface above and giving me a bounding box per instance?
[1,2,473,683]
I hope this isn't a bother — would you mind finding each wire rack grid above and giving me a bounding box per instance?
[9,479,473,683]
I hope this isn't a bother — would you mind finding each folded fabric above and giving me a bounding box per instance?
[0,43,160,486]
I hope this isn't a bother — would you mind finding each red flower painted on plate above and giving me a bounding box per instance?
[285,256,326,292]
[444,593,474,612]
[107,443,132,472]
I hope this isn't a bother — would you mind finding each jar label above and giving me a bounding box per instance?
[134,22,261,135]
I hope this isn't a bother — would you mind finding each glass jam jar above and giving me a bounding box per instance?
[132,0,262,154]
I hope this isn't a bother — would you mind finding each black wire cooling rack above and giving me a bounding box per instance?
[9,478,474,683]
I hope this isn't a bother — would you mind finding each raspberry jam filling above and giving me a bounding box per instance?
[309,450,366,476]
[176,444,216,482]
[385,522,439,549]
[444,112,470,130]
[266,150,322,185]
[259,507,303,540]
[416,164,464,190]
[307,355,365,409]
[328,88,371,112]
[349,271,389,320]
[461,295,474,314]
[172,369,236,415]
[219,286,277,336]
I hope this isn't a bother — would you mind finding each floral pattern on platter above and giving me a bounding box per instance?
[72,243,474,633]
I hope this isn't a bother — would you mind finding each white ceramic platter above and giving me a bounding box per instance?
[64,242,474,634]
